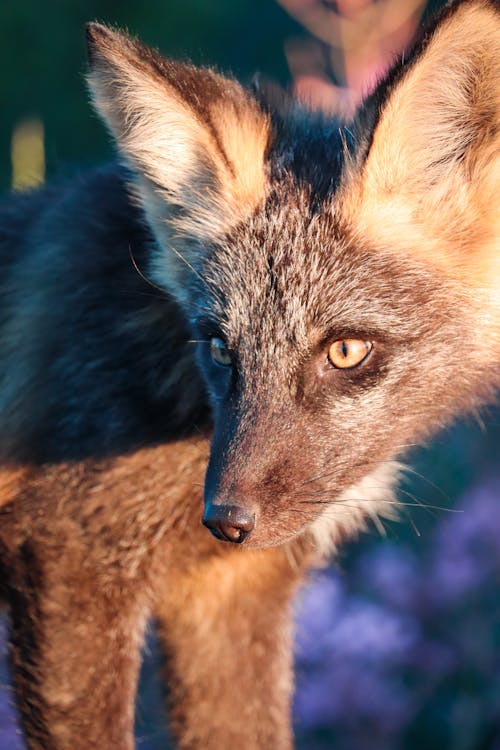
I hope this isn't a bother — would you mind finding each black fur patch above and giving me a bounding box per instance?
[0,166,210,464]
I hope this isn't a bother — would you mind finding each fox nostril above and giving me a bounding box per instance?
[202,504,256,544]
[218,522,246,543]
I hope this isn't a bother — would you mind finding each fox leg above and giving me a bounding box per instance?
[3,538,147,750]
[154,542,308,750]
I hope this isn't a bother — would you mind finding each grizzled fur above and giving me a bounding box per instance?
[0,1,499,748]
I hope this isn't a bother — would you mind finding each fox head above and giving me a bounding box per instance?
[86,0,499,550]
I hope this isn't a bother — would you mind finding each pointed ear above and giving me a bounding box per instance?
[86,24,270,298]
[347,0,499,292]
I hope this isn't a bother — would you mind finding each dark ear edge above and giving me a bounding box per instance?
[85,22,143,72]
[85,22,108,65]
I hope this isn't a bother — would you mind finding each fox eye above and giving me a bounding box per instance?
[210,336,232,367]
[327,339,372,369]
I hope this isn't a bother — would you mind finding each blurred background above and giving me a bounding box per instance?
[0,1,499,749]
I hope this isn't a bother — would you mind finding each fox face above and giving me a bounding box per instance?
[87,0,499,549]
[193,201,477,548]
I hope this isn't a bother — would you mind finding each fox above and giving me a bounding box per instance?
[0,0,498,748]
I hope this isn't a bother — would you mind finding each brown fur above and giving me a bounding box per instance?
[1,440,315,749]
[1,2,498,749]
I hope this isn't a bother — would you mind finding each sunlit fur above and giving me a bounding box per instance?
[87,23,270,303]
[344,0,500,356]
[0,2,498,749]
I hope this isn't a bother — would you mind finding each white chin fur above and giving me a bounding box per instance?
[307,461,402,559]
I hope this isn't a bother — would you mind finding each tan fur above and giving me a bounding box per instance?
[342,1,500,355]
[87,25,270,263]
[210,98,270,214]
[0,467,27,509]
[155,543,304,749]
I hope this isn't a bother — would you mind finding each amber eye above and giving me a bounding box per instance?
[210,336,232,367]
[327,339,372,369]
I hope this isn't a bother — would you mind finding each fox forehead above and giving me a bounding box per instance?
[192,176,454,353]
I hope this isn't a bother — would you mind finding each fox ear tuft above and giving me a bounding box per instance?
[85,22,113,65]
[349,0,499,292]
[86,24,270,300]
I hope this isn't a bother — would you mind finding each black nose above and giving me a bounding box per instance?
[202,504,256,544]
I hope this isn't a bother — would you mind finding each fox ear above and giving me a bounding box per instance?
[86,24,270,299]
[349,0,499,290]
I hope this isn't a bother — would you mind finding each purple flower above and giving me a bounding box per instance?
[0,619,24,750]
[294,474,500,748]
